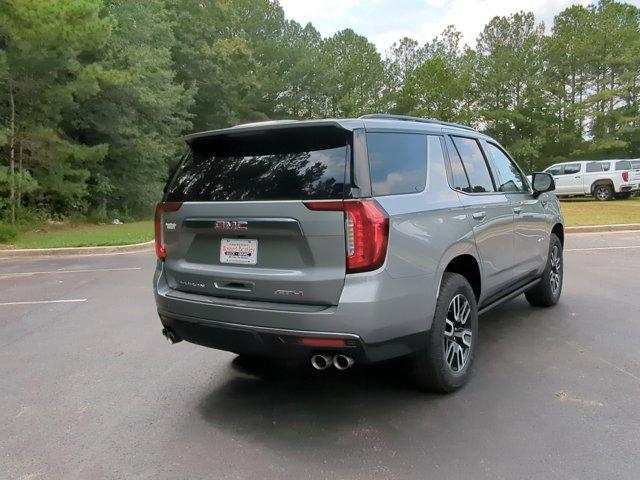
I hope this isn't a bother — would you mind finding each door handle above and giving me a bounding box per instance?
[513,206,522,214]
[472,211,486,221]
[575,176,580,179]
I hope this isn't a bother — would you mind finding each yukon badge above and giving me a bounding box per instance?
[215,220,248,231]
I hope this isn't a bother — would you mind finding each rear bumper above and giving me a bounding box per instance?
[158,311,426,363]
[620,183,639,192]
[153,262,437,363]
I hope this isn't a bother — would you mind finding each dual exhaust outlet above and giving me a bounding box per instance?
[162,328,353,371]
[311,354,354,371]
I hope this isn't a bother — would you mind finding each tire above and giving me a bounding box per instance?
[525,234,563,307]
[593,183,613,201]
[410,273,478,393]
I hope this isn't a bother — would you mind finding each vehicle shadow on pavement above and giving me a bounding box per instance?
[195,296,567,454]
[196,356,441,450]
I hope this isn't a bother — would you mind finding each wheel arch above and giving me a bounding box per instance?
[551,223,564,246]
[590,179,614,194]
[441,254,481,302]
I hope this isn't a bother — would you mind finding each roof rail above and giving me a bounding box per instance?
[359,113,476,132]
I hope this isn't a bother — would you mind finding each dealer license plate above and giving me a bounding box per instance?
[219,238,258,265]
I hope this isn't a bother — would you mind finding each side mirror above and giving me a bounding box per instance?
[531,172,555,197]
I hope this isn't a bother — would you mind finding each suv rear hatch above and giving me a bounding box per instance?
[157,124,354,306]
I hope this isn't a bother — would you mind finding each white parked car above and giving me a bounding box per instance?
[539,160,640,200]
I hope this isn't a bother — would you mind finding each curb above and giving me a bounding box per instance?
[0,240,154,259]
[565,223,640,234]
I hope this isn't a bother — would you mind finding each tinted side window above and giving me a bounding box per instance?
[586,162,603,173]
[446,137,471,192]
[451,137,495,193]
[367,132,427,196]
[602,162,611,171]
[427,135,446,181]
[546,165,562,175]
[486,143,526,192]
[563,164,581,175]
[615,160,631,171]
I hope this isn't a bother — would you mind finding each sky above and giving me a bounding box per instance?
[278,0,640,55]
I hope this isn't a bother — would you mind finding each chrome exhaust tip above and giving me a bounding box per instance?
[162,327,181,345]
[333,354,354,371]
[310,354,333,370]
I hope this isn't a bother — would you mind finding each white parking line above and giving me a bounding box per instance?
[0,267,141,278]
[566,245,640,252]
[0,299,87,307]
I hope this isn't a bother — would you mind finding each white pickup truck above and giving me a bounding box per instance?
[541,160,640,200]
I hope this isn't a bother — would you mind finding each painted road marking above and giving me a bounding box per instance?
[0,299,87,307]
[0,267,142,278]
[566,245,640,252]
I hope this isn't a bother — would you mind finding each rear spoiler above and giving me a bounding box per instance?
[183,119,363,146]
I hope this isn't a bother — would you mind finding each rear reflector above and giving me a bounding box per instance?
[304,199,389,273]
[297,337,347,347]
[154,202,182,260]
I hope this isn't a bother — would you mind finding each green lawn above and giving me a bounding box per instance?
[560,196,640,227]
[1,221,153,249]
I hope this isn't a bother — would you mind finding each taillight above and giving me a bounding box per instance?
[622,171,629,182]
[304,200,389,273]
[154,202,182,260]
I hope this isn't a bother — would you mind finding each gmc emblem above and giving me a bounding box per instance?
[214,220,248,231]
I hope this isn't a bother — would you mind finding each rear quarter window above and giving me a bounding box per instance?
[586,162,603,173]
[366,132,428,196]
[615,160,631,171]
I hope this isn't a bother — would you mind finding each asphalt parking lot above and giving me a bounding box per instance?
[1,231,640,480]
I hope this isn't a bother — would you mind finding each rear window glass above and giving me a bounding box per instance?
[165,126,350,201]
[631,160,640,169]
[367,132,427,196]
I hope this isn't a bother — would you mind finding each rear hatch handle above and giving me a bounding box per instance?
[214,281,255,293]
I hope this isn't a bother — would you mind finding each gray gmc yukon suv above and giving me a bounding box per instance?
[153,114,563,392]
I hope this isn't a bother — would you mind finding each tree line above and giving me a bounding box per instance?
[1,0,639,223]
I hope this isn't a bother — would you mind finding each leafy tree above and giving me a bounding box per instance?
[2,0,640,223]
[71,0,193,217]
[382,37,428,112]
[395,27,476,123]
[275,21,329,119]
[319,29,384,117]
[474,12,546,171]
[0,0,112,220]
